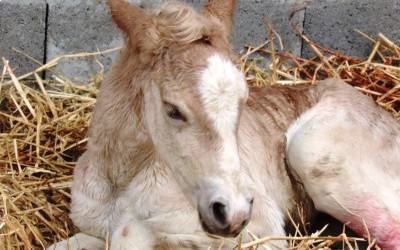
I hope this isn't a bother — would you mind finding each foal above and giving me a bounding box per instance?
[49,0,400,249]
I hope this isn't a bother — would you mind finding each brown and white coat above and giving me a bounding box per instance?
[49,1,400,249]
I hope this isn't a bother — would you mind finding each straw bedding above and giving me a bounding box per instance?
[0,33,399,249]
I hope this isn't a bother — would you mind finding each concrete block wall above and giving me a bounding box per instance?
[0,0,46,75]
[234,0,305,55]
[302,0,400,58]
[47,0,122,82]
[1,0,399,81]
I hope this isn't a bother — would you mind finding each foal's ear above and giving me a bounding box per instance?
[108,0,151,36]
[203,0,237,35]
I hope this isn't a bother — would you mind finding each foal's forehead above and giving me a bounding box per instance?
[197,53,248,132]
[199,54,247,100]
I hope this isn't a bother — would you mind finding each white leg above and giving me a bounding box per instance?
[47,233,105,250]
[110,218,155,250]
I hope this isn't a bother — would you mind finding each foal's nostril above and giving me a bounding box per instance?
[241,219,248,228]
[212,201,227,224]
[249,198,254,205]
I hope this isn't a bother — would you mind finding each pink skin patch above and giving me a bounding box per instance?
[341,197,400,250]
[122,226,129,237]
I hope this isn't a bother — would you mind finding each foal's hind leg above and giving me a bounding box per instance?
[286,105,400,250]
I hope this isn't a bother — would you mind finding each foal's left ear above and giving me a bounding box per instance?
[108,0,151,39]
[203,0,237,35]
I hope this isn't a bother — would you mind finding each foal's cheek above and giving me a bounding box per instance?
[174,131,197,155]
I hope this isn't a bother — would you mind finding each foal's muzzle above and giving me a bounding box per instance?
[199,197,254,237]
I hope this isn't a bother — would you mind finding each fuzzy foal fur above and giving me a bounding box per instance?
[48,1,400,249]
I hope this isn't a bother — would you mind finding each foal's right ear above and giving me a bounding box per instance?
[108,0,151,36]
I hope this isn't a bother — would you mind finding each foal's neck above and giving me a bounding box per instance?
[88,54,155,191]
[241,83,319,212]
[246,84,319,132]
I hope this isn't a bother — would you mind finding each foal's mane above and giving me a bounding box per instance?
[151,2,214,44]
[140,1,229,56]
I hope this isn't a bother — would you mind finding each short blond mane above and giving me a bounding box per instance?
[148,2,221,46]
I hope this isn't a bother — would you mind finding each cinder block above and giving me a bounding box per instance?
[234,0,305,55]
[46,0,122,83]
[0,0,46,75]
[46,0,177,83]
[302,0,400,58]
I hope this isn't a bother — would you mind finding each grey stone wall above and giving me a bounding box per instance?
[0,0,399,81]
[0,0,46,75]
[302,0,400,58]
[47,0,122,82]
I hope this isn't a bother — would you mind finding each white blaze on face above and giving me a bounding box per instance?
[199,54,248,172]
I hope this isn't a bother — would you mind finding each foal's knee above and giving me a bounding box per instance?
[69,154,117,238]
[110,218,155,250]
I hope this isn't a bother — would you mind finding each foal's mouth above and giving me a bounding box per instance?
[198,212,249,238]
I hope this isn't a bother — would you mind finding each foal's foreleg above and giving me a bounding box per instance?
[70,152,121,238]
[69,159,155,249]
[110,216,155,250]
[46,233,105,250]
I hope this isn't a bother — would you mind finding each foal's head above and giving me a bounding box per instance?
[109,0,252,237]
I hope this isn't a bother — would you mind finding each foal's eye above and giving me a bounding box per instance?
[164,102,187,122]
